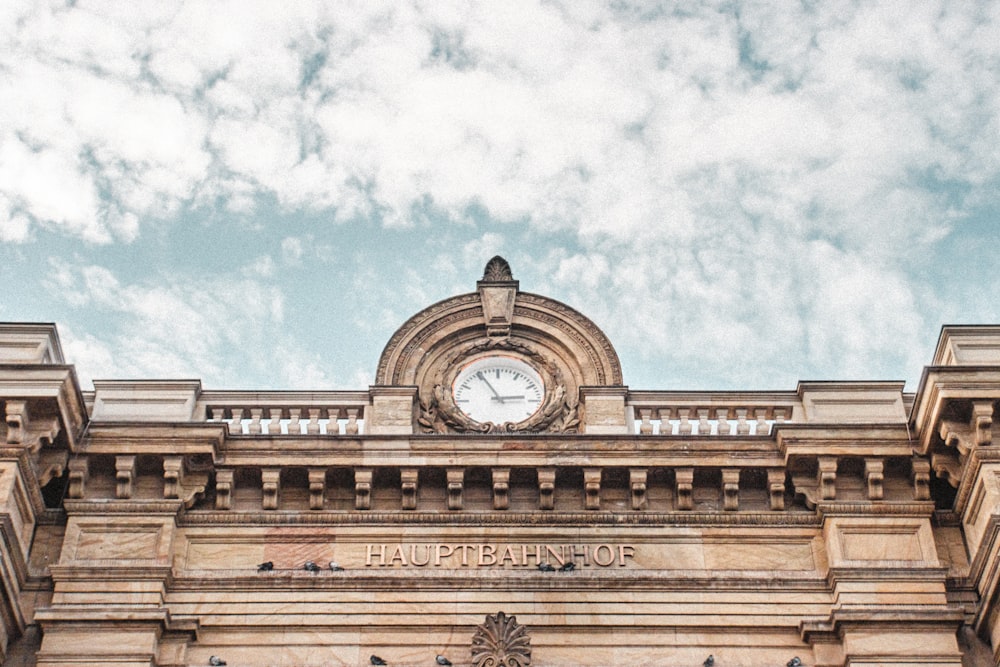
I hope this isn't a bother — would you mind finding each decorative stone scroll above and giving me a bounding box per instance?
[471,611,531,667]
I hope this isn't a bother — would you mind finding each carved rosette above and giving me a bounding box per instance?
[418,338,579,435]
[471,611,531,667]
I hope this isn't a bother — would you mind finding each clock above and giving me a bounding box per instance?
[452,356,545,425]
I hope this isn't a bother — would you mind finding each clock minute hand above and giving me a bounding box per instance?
[491,395,525,401]
[476,371,504,402]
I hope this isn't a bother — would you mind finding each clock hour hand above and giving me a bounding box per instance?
[491,395,525,401]
[476,371,505,402]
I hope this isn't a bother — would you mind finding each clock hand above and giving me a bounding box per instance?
[476,371,504,402]
[491,395,525,401]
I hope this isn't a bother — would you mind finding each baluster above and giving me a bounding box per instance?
[211,408,226,423]
[345,408,360,435]
[774,407,787,423]
[754,409,768,435]
[326,408,341,435]
[658,408,672,435]
[268,408,283,435]
[697,409,711,435]
[229,408,244,435]
[678,409,692,435]
[716,408,731,435]
[306,408,321,435]
[638,408,653,435]
[287,408,302,435]
[248,408,263,435]
[736,408,750,435]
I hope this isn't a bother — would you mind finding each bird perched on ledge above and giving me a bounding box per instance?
[436,655,453,665]
[787,658,802,667]
[329,561,344,571]
[303,561,321,573]
[370,655,387,665]
[703,655,714,666]
[559,562,575,572]
[208,657,226,666]
[257,561,273,572]
[538,563,555,572]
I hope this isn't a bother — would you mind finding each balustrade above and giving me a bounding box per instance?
[628,392,800,436]
[199,391,368,436]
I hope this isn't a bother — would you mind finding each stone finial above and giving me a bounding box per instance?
[481,256,514,282]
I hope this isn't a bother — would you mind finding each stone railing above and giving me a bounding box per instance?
[627,391,803,436]
[197,391,370,436]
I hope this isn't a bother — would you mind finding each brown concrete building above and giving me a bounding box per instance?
[1,257,999,666]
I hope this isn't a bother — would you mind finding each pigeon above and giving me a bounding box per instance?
[208,657,227,666]
[786,659,802,667]
[329,561,344,571]
[436,656,453,666]
[257,561,273,572]
[703,656,714,667]
[370,655,387,665]
[537,563,556,572]
[559,562,576,572]
[304,561,321,573]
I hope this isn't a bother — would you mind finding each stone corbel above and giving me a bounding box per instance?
[675,467,693,510]
[629,468,647,510]
[309,468,326,510]
[973,400,994,447]
[37,449,68,487]
[492,468,510,510]
[722,468,740,511]
[215,469,233,510]
[355,468,372,510]
[932,451,962,488]
[115,455,135,499]
[818,456,837,500]
[447,468,464,510]
[911,457,931,500]
[261,468,280,510]
[400,468,418,510]
[767,468,785,511]
[164,456,207,508]
[538,468,555,510]
[5,399,28,445]
[67,456,88,499]
[865,458,884,500]
[584,468,601,510]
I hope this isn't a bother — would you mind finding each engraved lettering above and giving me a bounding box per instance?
[410,544,431,566]
[593,544,615,567]
[366,544,386,567]
[618,545,635,566]
[478,544,497,566]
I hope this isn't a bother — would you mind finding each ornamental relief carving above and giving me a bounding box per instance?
[418,338,580,435]
[471,611,531,667]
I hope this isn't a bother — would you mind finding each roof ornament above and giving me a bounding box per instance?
[481,256,514,282]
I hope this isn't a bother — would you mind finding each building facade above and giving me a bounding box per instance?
[1,257,999,666]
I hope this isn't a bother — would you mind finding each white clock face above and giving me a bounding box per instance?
[452,356,545,424]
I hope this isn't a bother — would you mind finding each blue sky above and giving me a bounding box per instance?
[2,1,999,392]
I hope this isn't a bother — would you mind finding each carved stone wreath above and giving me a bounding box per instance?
[418,338,579,435]
[471,611,531,667]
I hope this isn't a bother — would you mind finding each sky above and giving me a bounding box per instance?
[2,1,999,393]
